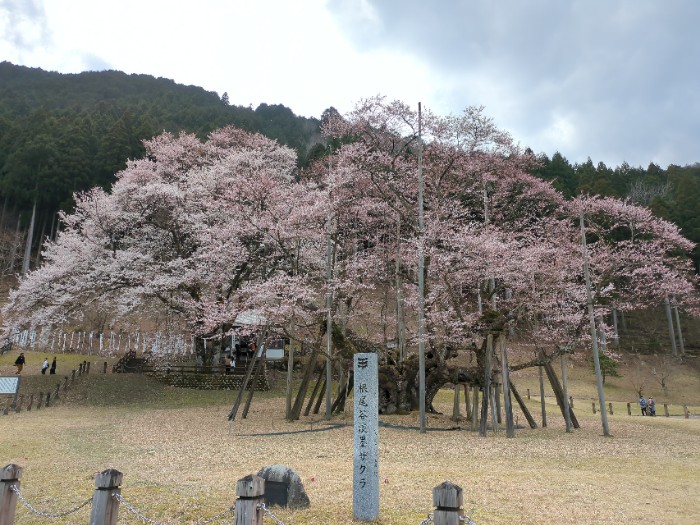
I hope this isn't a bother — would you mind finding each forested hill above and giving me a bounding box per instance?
[0,61,699,275]
[0,61,323,211]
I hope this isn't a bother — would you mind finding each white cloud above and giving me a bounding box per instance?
[1,0,698,167]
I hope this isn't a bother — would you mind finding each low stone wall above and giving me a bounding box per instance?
[148,369,270,391]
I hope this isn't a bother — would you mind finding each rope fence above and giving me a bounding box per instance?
[0,464,477,525]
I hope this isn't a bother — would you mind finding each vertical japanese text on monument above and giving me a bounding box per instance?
[353,353,379,521]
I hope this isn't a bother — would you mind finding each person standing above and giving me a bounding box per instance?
[648,397,656,417]
[41,357,50,375]
[639,396,647,416]
[50,356,57,375]
[14,352,25,374]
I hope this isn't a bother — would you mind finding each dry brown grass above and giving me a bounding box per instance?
[2,363,700,525]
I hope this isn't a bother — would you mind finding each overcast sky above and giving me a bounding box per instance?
[1,0,699,168]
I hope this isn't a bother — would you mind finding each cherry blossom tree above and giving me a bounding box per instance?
[315,97,698,419]
[4,99,697,430]
[2,126,328,360]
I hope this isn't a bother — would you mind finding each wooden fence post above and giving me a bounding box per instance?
[0,464,23,525]
[592,402,596,414]
[63,377,69,391]
[103,362,108,374]
[569,396,574,409]
[36,392,43,410]
[90,469,122,525]
[627,402,631,415]
[526,388,530,400]
[45,392,51,408]
[664,404,669,417]
[86,361,90,374]
[54,383,61,401]
[27,393,33,411]
[451,384,460,422]
[234,474,265,525]
[432,481,463,525]
[2,400,10,416]
[608,402,613,415]
[683,405,689,419]
[15,394,23,414]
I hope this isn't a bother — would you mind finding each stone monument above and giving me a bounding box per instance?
[353,352,379,520]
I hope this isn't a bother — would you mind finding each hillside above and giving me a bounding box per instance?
[0,61,323,210]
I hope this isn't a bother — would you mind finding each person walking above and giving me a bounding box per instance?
[14,352,25,374]
[639,396,647,416]
[648,397,656,417]
[41,357,49,375]
[50,356,57,375]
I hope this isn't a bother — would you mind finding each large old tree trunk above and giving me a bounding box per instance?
[330,324,480,414]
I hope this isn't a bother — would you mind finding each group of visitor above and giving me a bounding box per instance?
[639,395,656,416]
[13,353,57,375]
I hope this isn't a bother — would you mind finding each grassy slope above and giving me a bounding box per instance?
[1,348,699,524]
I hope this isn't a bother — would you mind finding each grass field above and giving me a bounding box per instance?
[2,349,700,524]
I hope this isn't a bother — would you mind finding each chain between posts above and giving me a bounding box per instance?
[113,492,234,525]
[10,484,92,518]
[257,502,286,525]
[10,479,474,525]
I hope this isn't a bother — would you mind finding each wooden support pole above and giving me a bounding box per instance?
[500,336,514,438]
[0,464,23,525]
[664,404,669,417]
[234,474,265,525]
[228,346,262,422]
[494,382,502,425]
[242,355,266,419]
[36,392,44,410]
[451,384,460,422]
[54,383,61,401]
[63,376,69,391]
[289,347,319,421]
[304,366,325,417]
[85,361,90,374]
[592,402,596,414]
[627,402,631,415]
[479,334,493,437]
[331,369,353,414]
[489,384,499,432]
[90,469,122,525]
[15,395,23,414]
[543,360,580,429]
[45,392,51,407]
[538,366,547,428]
[312,377,327,415]
[510,382,537,429]
[608,402,613,415]
[285,343,294,420]
[26,393,33,411]
[470,387,479,431]
[527,388,530,400]
[103,362,108,374]
[463,384,471,421]
[559,354,571,433]
[432,481,463,525]
[569,396,574,408]
[684,405,689,419]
